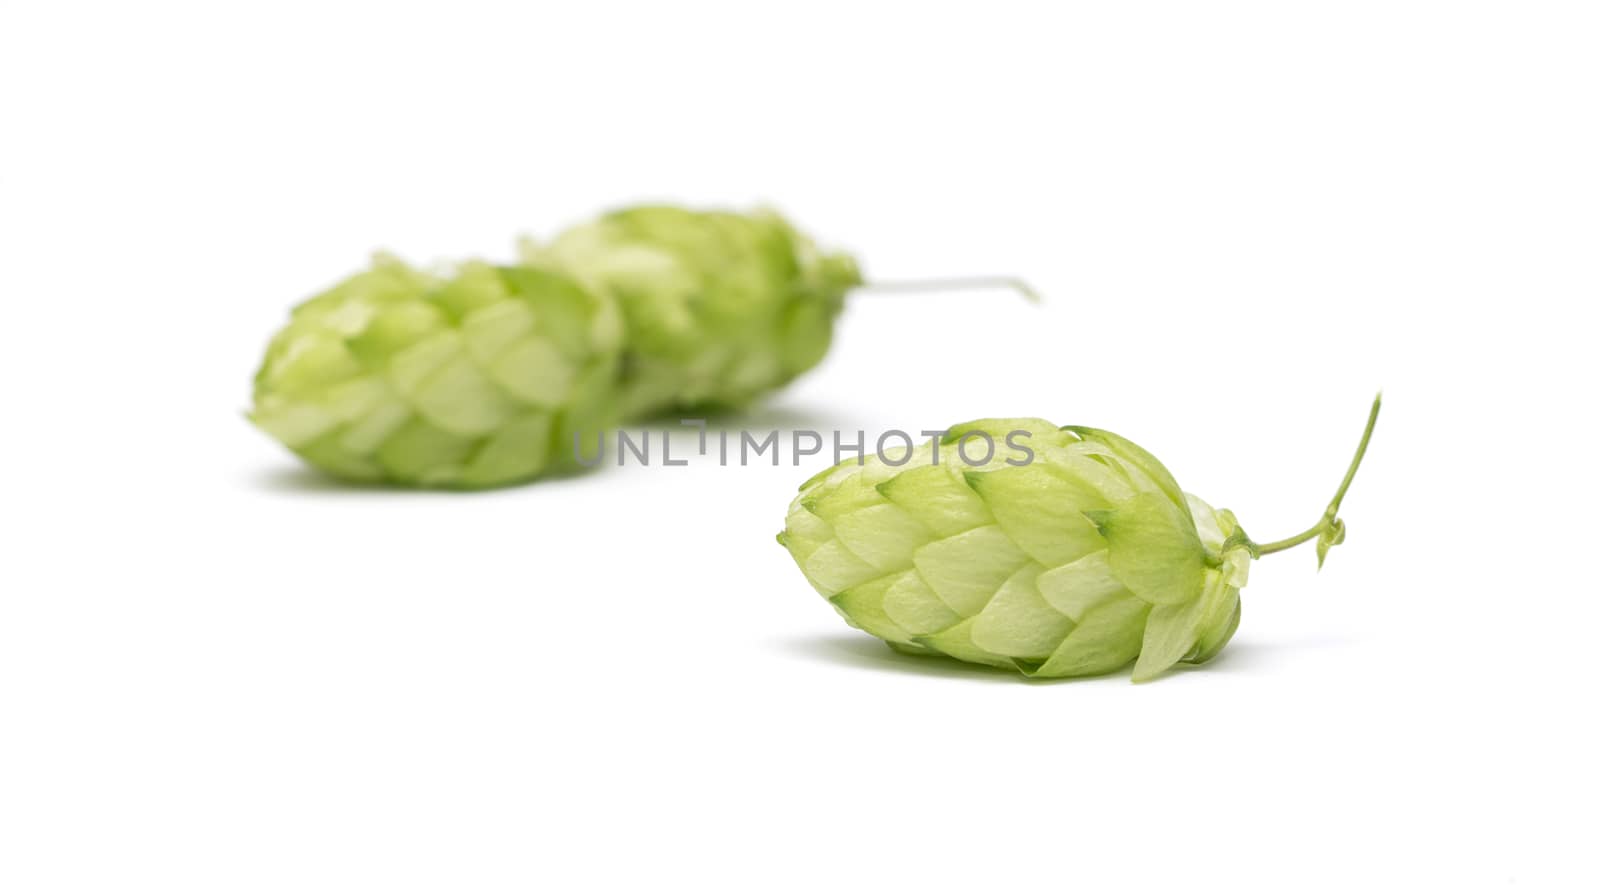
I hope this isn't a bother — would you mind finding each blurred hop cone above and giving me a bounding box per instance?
[251,255,623,488]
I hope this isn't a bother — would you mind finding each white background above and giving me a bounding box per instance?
[3,2,1597,884]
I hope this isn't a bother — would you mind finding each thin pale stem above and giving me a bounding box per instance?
[855,276,1040,302]
[1255,525,1324,556]
[1254,393,1383,557]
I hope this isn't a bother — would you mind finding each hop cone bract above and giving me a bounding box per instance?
[251,255,622,488]
[523,206,862,417]
[778,420,1251,682]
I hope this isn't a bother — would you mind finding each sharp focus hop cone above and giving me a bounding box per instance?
[251,255,623,488]
[778,421,1253,682]
[522,205,862,418]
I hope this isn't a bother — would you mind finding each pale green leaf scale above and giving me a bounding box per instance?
[346,300,448,364]
[563,241,687,300]
[1187,593,1242,665]
[586,294,625,351]
[310,255,430,305]
[970,563,1075,659]
[1035,551,1125,621]
[316,299,378,337]
[251,399,339,448]
[778,300,834,375]
[338,400,411,455]
[783,505,833,544]
[1134,599,1208,683]
[461,413,552,488]
[965,465,1108,567]
[883,570,964,636]
[722,350,783,391]
[1029,594,1151,678]
[1186,493,1227,551]
[386,331,463,400]
[860,444,938,484]
[802,539,882,596]
[829,575,917,645]
[798,459,862,494]
[416,463,465,487]
[375,419,475,480]
[408,355,519,436]
[1054,442,1141,502]
[1213,505,1238,532]
[803,480,890,522]
[1094,492,1207,606]
[915,618,1021,671]
[776,534,822,570]
[1221,549,1251,589]
[489,338,576,407]
[1134,569,1236,682]
[1063,426,1189,514]
[427,262,509,320]
[294,432,383,481]
[829,504,936,572]
[461,299,538,365]
[912,525,1031,617]
[321,376,389,422]
[507,279,600,363]
[874,464,993,537]
[265,332,364,395]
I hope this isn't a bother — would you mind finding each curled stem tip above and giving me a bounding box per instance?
[855,276,1041,303]
[1254,393,1383,564]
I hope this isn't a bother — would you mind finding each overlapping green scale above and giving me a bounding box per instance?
[251,254,623,488]
[778,423,1251,682]
[522,205,862,417]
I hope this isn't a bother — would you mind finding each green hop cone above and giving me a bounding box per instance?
[521,205,862,417]
[778,397,1382,682]
[251,254,623,488]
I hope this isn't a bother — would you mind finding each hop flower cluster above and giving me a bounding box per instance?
[524,206,861,417]
[251,207,860,487]
[778,420,1252,682]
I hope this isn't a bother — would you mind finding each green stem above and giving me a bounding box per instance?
[1254,525,1324,556]
[1254,393,1383,557]
[856,276,1040,302]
